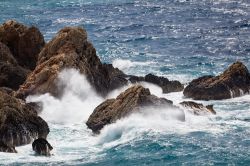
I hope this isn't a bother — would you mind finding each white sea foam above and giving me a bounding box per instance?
[22,68,250,162]
[27,69,103,124]
[112,59,155,71]
[2,68,250,164]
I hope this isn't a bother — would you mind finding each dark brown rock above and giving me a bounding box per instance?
[183,62,250,100]
[0,87,14,95]
[0,62,30,90]
[0,42,17,65]
[16,27,127,98]
[129,73,184,93]
[86,85,173,133]
[32,138,53,156]
[0,91,49,147]
[180,101,216,115]
[103,64,128,90]
[0,41,30,90]
[0,141,17,153]
[0,20,45,70]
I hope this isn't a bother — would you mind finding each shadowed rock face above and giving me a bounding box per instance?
[86,85,173,133]
[0,62,30,90]
[129,74,184,93]
[32,138,53,156]
[0,42,30,90]
[183,62,250,100]
[0,141,17,153]
[0,20,45,70]
[16,27,127,98]
[0,91,49,147]
[180,101,216,115]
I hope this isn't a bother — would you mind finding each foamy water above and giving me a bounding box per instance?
[1,69,249,165]
[1,0,250,165]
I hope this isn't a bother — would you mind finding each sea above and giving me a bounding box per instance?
[0,0,250,165]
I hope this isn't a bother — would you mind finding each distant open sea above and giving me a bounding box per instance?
[0,0,250,165]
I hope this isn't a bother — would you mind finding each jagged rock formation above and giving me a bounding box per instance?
[86,85,173,133]
[180,101,216,115]
[16,27,127,98]
[0,20,45,70]
[0,20,45,91]
[129,73,184,93]
[183,62,250,100]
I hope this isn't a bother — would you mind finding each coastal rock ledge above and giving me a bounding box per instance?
[183,61,250,100]
[86,85,173,133]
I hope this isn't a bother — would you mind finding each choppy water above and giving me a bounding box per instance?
[0,0,250,165]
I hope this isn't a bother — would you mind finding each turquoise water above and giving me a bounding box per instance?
[0,0,250,165]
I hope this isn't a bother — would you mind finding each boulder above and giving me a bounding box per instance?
[16,27,127,98]
[86,85,173,133]
[0,20,45,70]
[180,101,216,115]
[0,141,17,153]
[183,62,250,100]
[129,74,184,93]
[32,138,53,156]
[0,91,49,147]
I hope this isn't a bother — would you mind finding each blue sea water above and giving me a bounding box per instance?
[0,0,250,165]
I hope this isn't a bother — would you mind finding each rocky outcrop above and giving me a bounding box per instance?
[16,27,127,98]
[0,141,17,153]
[0,91,49,147]
[183,62,250,100]
[86,85,173,133]
[180,101,216,115]
[32,138,53,156]
[0,20,45,70]
[129,74,184,93]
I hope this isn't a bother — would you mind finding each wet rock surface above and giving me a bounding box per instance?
[0,91,49,147]
[183,62,250,100]
[32,138,53,156]
[86,85,173,133]
[180,101,216,115]
[0,141,17,153]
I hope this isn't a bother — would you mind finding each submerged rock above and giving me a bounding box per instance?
[0,141,17,153]
[129,73,184,93]
[16,26,127,98]
[0,20,45,70]
[183,62,250,100]
[86,85,173,133]
[0,91,49,147]
[32,138,53,156]
[180,101,216,115]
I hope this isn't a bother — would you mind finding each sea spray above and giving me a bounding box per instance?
[112,59,155,73]
[27,69,103,124]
